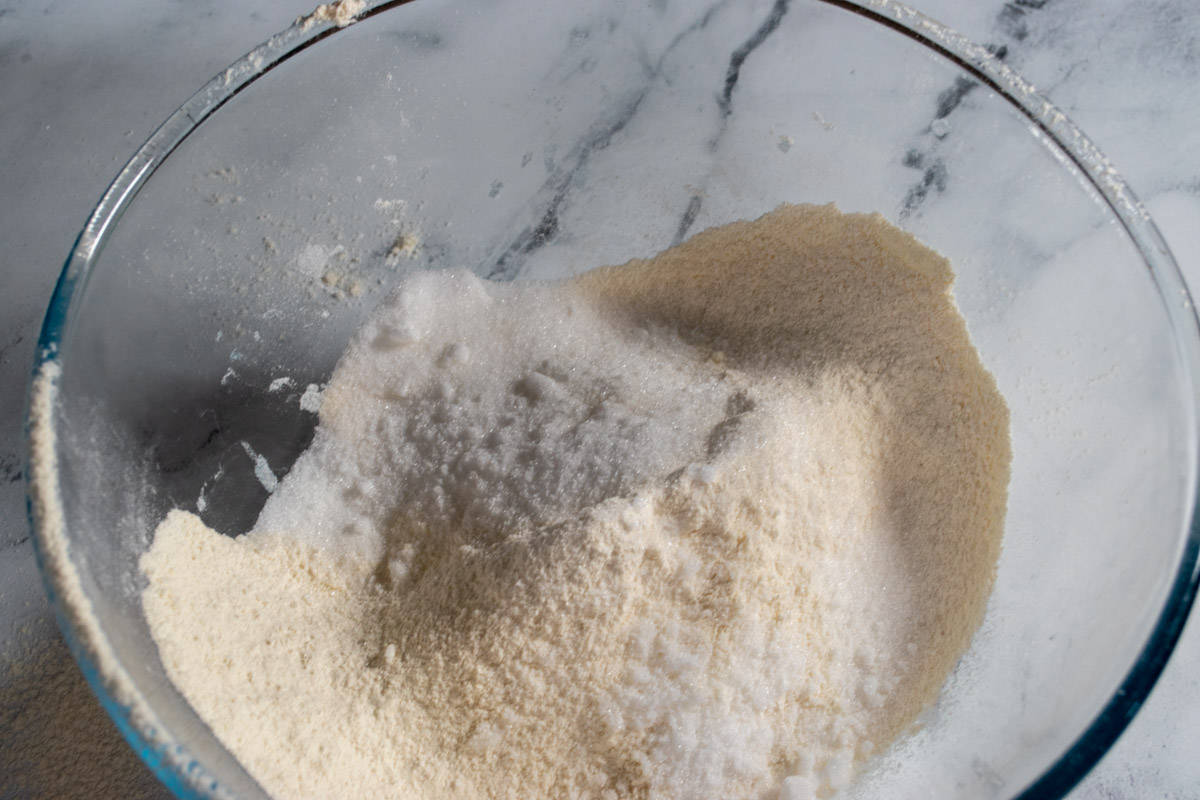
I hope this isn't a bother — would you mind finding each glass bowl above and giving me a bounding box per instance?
[26,0,1200,798]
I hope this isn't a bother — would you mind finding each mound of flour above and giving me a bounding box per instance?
[141,203,1010,800]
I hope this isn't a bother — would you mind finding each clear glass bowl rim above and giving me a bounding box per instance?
[24,1,1200,798]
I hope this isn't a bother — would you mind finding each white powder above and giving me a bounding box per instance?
[298,0,366,31]
[298,382,323,413]
[240,441,279,494]
[141,204,1010,799]
[28,361,238,800]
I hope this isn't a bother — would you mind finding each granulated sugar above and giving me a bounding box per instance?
[141,203,1010,800]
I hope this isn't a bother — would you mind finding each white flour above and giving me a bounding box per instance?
[141,204,1010,800]
[298,0,366,31]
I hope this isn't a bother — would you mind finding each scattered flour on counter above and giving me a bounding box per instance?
[141,204,1011,800]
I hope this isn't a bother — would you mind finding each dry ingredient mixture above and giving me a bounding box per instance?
[141,204,1010,800]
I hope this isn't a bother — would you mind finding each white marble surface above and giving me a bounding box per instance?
[2,0,1199,797]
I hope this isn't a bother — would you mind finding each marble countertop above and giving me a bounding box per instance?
[2,0,1198,797]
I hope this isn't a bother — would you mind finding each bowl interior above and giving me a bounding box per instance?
[38,0,1198,797]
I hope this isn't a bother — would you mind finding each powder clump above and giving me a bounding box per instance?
[299,0,365,30]
[141,203,1011,800]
